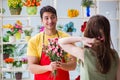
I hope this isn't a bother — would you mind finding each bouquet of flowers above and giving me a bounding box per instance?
[4,57,14,64]
[2,20,23,36]
[45,38,67,76]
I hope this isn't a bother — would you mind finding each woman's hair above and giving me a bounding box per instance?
[84,15,116,74]
[40,5,57,19]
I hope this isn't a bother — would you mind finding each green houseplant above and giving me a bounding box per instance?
[24,29,32,42]
[7,0,23,15]
[3,35,16,60]
[81,0,94,7]
[81,0,94,17]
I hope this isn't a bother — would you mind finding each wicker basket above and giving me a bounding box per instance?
[9,7,22,15]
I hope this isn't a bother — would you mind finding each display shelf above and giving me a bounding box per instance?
[2,67,29,72]
[1,41,27,44]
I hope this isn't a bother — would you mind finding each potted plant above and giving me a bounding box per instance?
[7,0,23,15]
[4,57,14,69]
[62,22,76,36]
[3,35,16,60]
[81,0,94,17]
[24,29,32,42]
[3,20,23,42]
[15,72,22,80]
[21,57,28,69]
[23,0,41,15]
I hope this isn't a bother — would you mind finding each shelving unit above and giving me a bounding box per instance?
[0,0,120,80]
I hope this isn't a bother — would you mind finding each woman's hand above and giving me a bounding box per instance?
[82,37,95,47]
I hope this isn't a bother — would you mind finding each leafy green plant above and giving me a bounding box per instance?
[3,35,16,57]
[81,0,94,7]
[24,29,32,36]
[8,0,23,8]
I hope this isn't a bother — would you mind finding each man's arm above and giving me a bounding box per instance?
[27,56,57,74]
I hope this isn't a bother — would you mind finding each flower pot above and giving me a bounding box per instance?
[25,36,31,42]
[9,36,16,43]
[15,32,21,40]
[6,63,13,69]
[26,6,37,15]
[22,64,28,69]
[9,7,22,15]
[15,72,22,80]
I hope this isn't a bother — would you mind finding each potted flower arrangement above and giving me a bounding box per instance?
[2,20,23,42]
[62,22,76,35]
[21,57,28,69]
[23,0,41,15]
[4,57,14,69]
[81,0,94,17]
[7,0,23,15]
[24,29,32,42]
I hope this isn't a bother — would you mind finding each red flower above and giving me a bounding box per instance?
[81,21,87,32]
[4,58,14,64]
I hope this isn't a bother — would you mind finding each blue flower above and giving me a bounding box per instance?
[62,22,76,32]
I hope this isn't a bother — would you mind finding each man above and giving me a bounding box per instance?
[27,5,76,80]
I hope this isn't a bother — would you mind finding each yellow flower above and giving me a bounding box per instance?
[67,9,79,18]
[16,20,22,26]
[2,24,14,29]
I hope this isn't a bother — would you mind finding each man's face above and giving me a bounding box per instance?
[41,12,57,30]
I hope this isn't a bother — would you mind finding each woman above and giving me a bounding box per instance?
[58,15,120,80]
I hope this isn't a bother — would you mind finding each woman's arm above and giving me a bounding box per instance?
[58,37,94,62]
